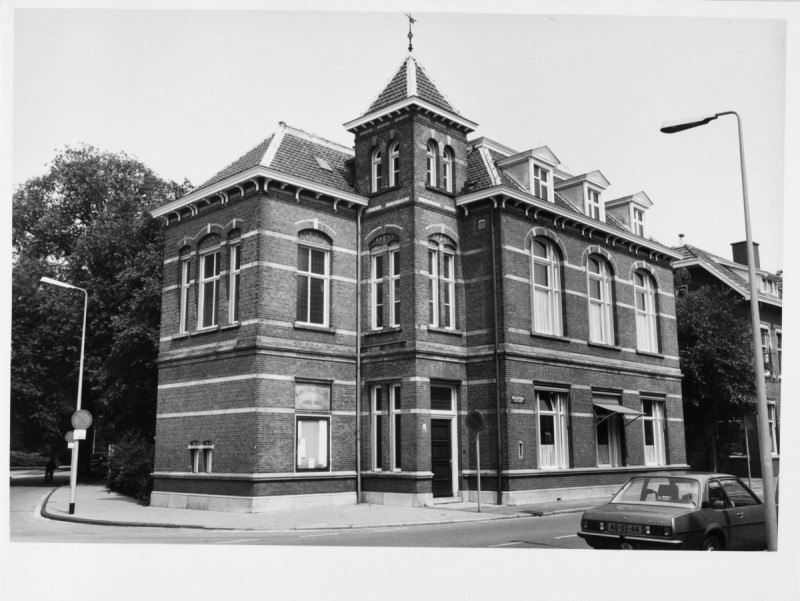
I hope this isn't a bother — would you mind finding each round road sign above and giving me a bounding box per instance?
[64,431,74,443]
[466,409,486,432]
[71,409,93,430]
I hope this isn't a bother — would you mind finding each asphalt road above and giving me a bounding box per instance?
[10,471,589,549]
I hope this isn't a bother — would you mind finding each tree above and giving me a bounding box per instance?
[675,270,756,471]
[11,144,191,454]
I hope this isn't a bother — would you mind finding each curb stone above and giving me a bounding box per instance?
[39,486,539,532]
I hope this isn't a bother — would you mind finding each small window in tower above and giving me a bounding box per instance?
[315,156,333,171]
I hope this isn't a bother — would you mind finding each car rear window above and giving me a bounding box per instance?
[720,479,761,507]
[611,477,700,507]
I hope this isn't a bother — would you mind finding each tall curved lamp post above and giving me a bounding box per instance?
[660,111,779,551]
[40,276,87,515]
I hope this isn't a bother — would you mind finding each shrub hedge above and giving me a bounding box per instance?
[106,431,154,505]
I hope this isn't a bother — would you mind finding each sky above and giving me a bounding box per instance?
[6,4,792,271]
[2,1,799,599]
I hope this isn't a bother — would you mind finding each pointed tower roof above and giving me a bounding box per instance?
[345,56,477,134]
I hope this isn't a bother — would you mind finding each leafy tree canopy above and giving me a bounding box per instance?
[675,269,757,469]
[12,144,191,452]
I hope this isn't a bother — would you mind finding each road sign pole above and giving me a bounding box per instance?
[69,440,79,514]
[476,434,481,513]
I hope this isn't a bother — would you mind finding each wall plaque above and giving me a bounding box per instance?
[511,395,525,404]
[295,384,331,411]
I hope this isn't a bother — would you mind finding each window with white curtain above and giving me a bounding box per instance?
[634,270,658,353]
[296,416,329,471]
[389,142,400,187]
[442,147,454,192]
[537,390,569,469]
[371,148,382,192]
[531,239,562,336]
[642,399,666,466]
[426,141,437,187]
[587,256,614,344]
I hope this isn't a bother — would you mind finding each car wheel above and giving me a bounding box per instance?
[701,534,723,551]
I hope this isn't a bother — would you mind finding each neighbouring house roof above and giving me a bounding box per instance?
[674,244,782,306]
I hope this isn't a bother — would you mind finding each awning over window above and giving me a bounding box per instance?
[593,401,644,425]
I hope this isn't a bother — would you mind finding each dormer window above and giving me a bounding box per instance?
[371,148,382,193]
[533,164,550,201]
[586,188,602,220]
[443,147,454,192]
[389,142,400,187]
[633,208,646,237]
[372,150,383,192]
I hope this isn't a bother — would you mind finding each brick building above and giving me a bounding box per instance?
[674,242,782,477]
[149,55,688,512]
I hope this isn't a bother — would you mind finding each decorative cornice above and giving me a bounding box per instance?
[150,165,368,222]
[456,185,682,261]
[344,96,478,133]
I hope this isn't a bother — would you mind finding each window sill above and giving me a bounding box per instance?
[192,325,221,336]
[425,184,455,198]
[172,332,190,341]
[427,326,464,337]
[220,322,241,332]
[364,326,403,337]
[370,184,402,197]
[294,322,336,334]
[531,332,570,343]
[587,341,622,352]
[635,349,664,359]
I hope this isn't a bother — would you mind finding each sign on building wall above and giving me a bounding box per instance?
[295,383,331,411]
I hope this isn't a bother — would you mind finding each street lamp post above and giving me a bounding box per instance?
[660,111,779,551]
[40,276,87,515]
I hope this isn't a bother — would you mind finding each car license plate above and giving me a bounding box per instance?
[608,522,642,534]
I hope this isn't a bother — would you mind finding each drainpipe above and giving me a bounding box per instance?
[490,204,503,505]
[355,206,363,503]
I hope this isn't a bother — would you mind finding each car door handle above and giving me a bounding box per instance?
[736,512,744,518]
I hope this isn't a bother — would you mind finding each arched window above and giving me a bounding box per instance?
[371,148,382,193]
[370,240,400,329]
[634,270,658,353]
[442,147,454,192]
[426,141,438,187]
[297,230,331,327]
[178,247,192,334]
[197,234,222,330]
[389,142,400,187]
[587,256,614,344]
[531,239,562,336]
[428,238,455,329]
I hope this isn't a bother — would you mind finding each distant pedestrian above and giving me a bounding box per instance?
[44,454,56,484]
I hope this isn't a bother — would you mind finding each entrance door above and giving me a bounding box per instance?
[431,419,453,498]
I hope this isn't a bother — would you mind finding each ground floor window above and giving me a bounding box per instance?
[594,395,625,467]
[390,384,402,471]
[296,416,329,471]
[371,384,402,471]
[537,390,569,469]
[642,399,666,466]
[768,403,778,455]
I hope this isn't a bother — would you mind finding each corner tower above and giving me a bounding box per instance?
[345,55,477,201]
[346,57,479,506]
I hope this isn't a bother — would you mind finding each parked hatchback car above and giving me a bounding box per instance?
[577,472,766,550]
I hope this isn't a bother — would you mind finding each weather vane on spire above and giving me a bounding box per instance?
[405,13,417,53]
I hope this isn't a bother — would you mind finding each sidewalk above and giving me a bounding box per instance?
[40,484,603,532]
[40,480,765,532]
